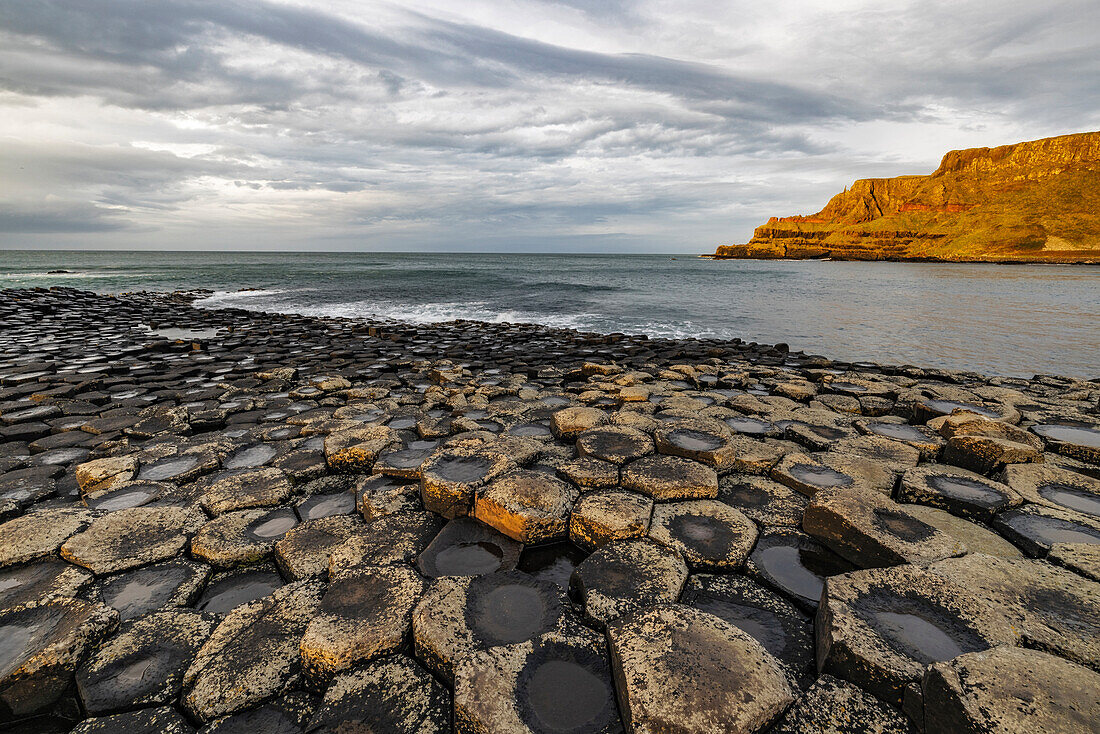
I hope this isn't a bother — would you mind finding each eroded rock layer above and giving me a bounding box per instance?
[714,131,1100,262]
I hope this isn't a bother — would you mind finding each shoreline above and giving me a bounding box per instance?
[1,286,1098,732]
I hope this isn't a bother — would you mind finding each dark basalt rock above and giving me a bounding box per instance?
[273,514,364,580]
[607,604,793,734]
[308,655,450,734]
[929,554,1100,671]
[516,540,588,591]
[194,564,284,616]
[922,647,1100,734]
[61,505,204,575]
[0,559,92,612]
[70,707,194,734]
[817,564,1018,705]
[570,537,687,626]
[576,426,654,465]
[803,487,966,568]
[648,499,757,571]
[769,673,910,734]
[0,598,118,719]
[201,691,318,734]
[454,628,621,734]
[331,510,442,574]
[993,503,1100,557]
[300,563,425,682]
[898,465,1018,520]
[569,489,652,550]
[96,559,208,621]
[681,574,814,688]
[2,287,1099,733]
[76,610,215,714]
[416,516,521,578]
[413,570,568,681]
[745,528,857,612]
[621,454,718,501]
[182,581,323,723]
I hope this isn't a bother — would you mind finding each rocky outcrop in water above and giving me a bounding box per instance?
[713,131,1100,262]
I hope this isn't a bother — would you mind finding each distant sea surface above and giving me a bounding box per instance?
[2,251,1097,379]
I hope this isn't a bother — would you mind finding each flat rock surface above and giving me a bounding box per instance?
[607,603,794,734]
[182,580,323,722]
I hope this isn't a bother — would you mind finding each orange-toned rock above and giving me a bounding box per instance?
[713,131,1100,263]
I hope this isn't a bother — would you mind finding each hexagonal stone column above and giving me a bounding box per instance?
[570,537,687,625]
[300,564,425,683]
[0,508,93,567]
[569,489,652,551]
[816,564,1018,705]
[928,553,1100,670]
[472,469,579,544]
[576,426,654,464]
[607,604,794,734]
[621,455,718,501]
[413,571,568,681]
[648,500,757,571]
[922,647,1100,733]
[76,610,215,715]
[416,517,522,578]
[0,598,117,719]
[308,655,451,733]
[454,627,621,734]
[803,487,966,568]
[182,580,323,723]
[769,674,910,734]
[61,506,204,575]
[420,448,514,519]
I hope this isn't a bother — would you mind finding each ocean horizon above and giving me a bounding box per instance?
[3,249,1097,380]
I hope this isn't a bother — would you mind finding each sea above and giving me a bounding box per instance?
[1,251,1097,380]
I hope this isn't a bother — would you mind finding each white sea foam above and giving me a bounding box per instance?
[195,290,599,332]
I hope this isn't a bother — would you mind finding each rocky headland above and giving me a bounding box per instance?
[0,287,1098,733]
[712,131,1100,262]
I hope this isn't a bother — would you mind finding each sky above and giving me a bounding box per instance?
[0,0,1098,253]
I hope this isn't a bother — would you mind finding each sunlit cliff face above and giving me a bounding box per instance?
[1,0,1098,252]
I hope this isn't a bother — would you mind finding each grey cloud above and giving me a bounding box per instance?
[0,202,131,233]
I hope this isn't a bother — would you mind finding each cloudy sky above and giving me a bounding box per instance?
[1,0,1097,252]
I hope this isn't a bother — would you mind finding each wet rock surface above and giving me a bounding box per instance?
[0,287,1096,731]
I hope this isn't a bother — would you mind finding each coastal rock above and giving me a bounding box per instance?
[681,574,814,688]
[621,454,718,500]
[0,508,93,567]
[454,627,621,734]
[308,655,450,734]
[70,707,194,734]
[76,610,215,714]
[769,674,910,734]
[928,553,1100,669]
[898,464,1019,520]
[0,598,118,718]
[648,499,757,570]
[331,510,442,575]
[473,469,579,543]
[607,604,794,734]
[300,564,425,682]
[803,487,966,567]
[61,505,203,575]
[922,647,1100,733]
[568,488,652,550]
[576,426,654,464]
[182,580,323,722]
[745,528,856,611]
[415,516,521,578]
[412,571,568,681]
[570,537,687,625]
[713,131,1100,263]
[816,564,1018,704]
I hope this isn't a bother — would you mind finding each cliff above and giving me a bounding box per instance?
[713,131,1100,263]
